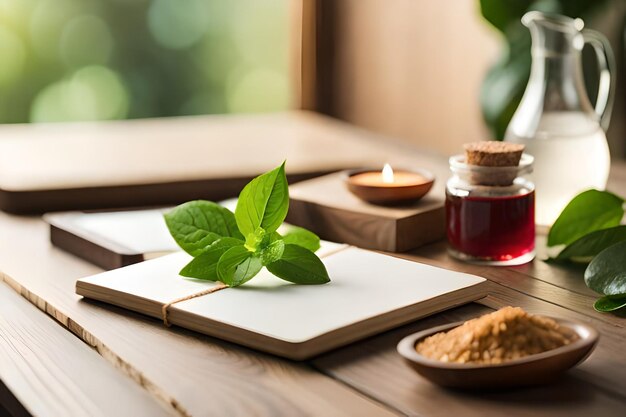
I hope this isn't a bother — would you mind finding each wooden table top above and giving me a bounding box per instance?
[0,113,625,417]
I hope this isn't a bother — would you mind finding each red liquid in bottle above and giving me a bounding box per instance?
[446,191,535,261]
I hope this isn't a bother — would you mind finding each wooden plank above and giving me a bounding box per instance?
[290,0,317,110]
[406,241,625,328]
[0,282,171,417]
[0,212,397,417]
[312,283,626,417]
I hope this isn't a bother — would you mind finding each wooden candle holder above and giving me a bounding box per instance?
[287,172,445,252]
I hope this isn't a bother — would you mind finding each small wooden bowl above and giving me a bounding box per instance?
[397,317,599,389]
[344,168,435,206]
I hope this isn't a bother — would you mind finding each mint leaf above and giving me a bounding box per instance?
[548,190,624,247]
[282,226,321,252]
[235,162,289,237]
[179,238,243,280]
[260,239,284,265]
[165,201,244,256]
[554,225,626,263]
[584,240,626,297]
[267,244,330,284]
[217,246,262,287]
[594,294,626,312]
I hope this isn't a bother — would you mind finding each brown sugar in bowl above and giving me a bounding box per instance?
[397,317,599,389]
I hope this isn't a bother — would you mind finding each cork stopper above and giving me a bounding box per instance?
[463,141,525,186]
[464,141,525,167]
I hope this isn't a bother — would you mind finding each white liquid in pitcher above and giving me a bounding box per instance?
[506,112,610,226]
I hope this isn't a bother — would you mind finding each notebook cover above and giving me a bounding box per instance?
[76,244,488,359]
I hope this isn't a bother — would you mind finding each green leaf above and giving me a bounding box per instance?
[548,190,624,247]
[235,162,289,237]
[267,244,330,285]
[554,225,626,263]
[584,240,626,296]
[179,237,243,280]
[164,201,244,256]
[216,245,262,287]
[245,227,266,251]
[260,239,284,266]
[281,226,321,252]
[594,294,626,312]
[479,0,531,33]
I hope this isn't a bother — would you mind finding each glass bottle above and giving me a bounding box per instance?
[446,154,535,266]
[505,12,615,226]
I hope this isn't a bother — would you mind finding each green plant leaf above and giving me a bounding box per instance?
[267,244,330,285]
[594,294,626,312]
[548,190,624,247]
[584,240,626,296]
[281,226,321,252]
[479,0,531,33]
[179,237,243,280]
[217,245,262,287]
[260,239,285,266]
[245,227,266,251]
[554,225,626,263]
[235,162,289,237]
[165,201,244,256]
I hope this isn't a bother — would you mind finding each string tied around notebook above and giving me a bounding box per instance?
[161,282,229,327]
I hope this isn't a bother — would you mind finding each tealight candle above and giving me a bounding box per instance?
[346,164,435,205]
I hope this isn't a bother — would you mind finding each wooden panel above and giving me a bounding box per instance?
[290,0,317,109]
[315,0,499,155]
[0,282,170,417]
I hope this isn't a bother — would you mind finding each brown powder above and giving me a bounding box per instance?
[415,307,579,365]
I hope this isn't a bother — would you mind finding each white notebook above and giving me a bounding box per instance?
[76,242,487,359]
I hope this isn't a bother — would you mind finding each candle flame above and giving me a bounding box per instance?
[382,163,394,183]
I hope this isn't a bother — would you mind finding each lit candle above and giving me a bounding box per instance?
[345,164,435,205]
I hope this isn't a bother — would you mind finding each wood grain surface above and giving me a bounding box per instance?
[313,288,626,417]
[0,213,395,417]
[0,282,171,417]
[0,114,624,415]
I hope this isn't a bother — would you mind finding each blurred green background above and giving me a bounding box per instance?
[0,0,291,124]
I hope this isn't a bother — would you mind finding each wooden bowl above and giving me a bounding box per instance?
[397,317,599,389]
[344,168,435,205]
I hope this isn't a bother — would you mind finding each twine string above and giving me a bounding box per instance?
[161,282,229,327]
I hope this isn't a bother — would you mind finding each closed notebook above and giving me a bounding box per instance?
[76,242,487,360]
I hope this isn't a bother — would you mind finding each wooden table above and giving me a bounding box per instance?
[0,114,624,417]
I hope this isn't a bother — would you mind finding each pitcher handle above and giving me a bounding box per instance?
[582,29,616,130]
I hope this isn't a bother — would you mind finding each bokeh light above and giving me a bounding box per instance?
[30,66,129,122]
[0,0,291,124]
[60,15,114,67]
[148,0,210,50]
[0,25,26,88]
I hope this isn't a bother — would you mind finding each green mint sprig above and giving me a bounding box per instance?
[164,162,330,287]
[547,189,626,313]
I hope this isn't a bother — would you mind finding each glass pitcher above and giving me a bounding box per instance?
[505,11,615,226]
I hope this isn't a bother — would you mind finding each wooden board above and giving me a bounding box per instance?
[287,172,445,251]
[0,112,391,214]
[76,244,487,360]
[44,209,179,270]
[1,161,626,415]
[0,282,170,417]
